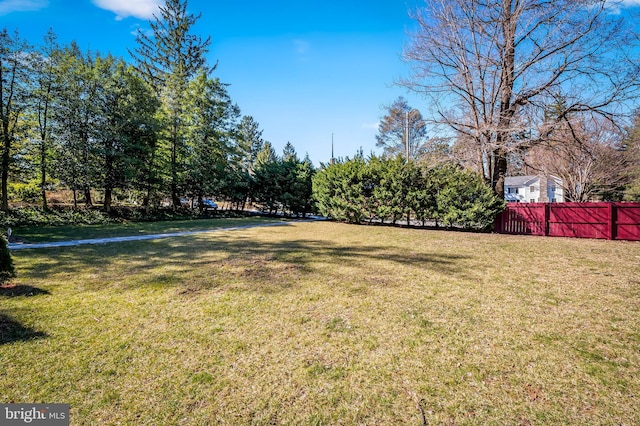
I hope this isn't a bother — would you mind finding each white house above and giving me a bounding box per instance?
[504,175,564,203]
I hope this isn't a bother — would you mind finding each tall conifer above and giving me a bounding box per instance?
[129,0,213,208]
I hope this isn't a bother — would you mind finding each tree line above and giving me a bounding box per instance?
[313,155,504,230]
[0,0,314,215]
[399,0,640,201]
[378,95,640,202]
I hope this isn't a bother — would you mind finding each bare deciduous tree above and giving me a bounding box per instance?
[376,97,428,160]
[402,0,640,197]
[526,115,630,201]
[623,111,640,200]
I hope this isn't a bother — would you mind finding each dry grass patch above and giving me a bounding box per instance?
[1,222,639,424]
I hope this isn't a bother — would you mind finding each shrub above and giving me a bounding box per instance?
[312,159,368,223]
[431,164,505,230]
[0,207,115,227]
[9,183,40,203]
[0,235,16,284]
[312,157,505,230]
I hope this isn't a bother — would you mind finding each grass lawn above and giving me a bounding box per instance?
[1,222,639,424]
[9,216,282,243]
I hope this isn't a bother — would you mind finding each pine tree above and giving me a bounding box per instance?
[0,29,32,211]
[31,29,60,210]
[93,58,159,212]
[183,71,239,206]
[236,116,264,174]
[51,43,99,208]
[129,0,213,208]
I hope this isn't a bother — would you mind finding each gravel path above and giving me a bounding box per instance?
[7,221,291,251]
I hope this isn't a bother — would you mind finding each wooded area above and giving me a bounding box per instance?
[401,0,640,201]
[2,0,640,221]
[0,0,315,216]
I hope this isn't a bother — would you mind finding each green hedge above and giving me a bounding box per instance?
[0,206,247,228]
[0,207,115,227]
[312,157,505,231]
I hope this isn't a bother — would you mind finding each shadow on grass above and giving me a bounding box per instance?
[14,231,481,293]
[0,285,51,297]
[0,313,47,345]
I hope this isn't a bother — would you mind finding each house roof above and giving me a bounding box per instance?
[505,175,538,187]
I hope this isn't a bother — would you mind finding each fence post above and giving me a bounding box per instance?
[608,203,616,240]
[544,203,550,236]
[494,211,502,233]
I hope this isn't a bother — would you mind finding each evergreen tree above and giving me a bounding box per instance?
[30,29,59,210]
[292,155,315,217]
[51,43,99,208]
[282,142,298,162]
[129,0,213,208]
[254,142,277,167]
[312,157,503,229]
[93,57,159,212]
[0,29,32,211]
[183,71,239,207]
[312,158,367,223]
[431,164,504,230]
[236,115,264,174]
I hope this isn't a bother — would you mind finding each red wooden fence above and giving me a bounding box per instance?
[495,202,640,241]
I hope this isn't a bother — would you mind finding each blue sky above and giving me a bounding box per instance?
[1,0,426,165]
[4,1,638,166]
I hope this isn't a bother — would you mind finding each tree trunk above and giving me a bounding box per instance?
[1,141,9,211]
[491,149,508,199]
[40,169,47,210]
[104,187,112,213]
[84,187,92,207]
[39,133,48,210]
[493,0,516,199]
[39,110,50,211]
[171,118,180,210]
[104,148,115,212]
[1,158,9,211]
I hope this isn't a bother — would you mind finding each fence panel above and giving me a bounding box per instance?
[548,203,610,239]
[498,203,545,235]
[616,203,640,241]
[496,202,640,241]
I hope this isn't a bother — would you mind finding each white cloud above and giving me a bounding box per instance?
[606,0,640,13]
[0,0,48,15]
[92,0,161,20]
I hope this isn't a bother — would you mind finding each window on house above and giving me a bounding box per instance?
[551,198,556,203]
[507,187,513,194]
[530,199,535,203]
[530,186,535,192]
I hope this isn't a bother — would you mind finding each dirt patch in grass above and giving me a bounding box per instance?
[1,222,639,424]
